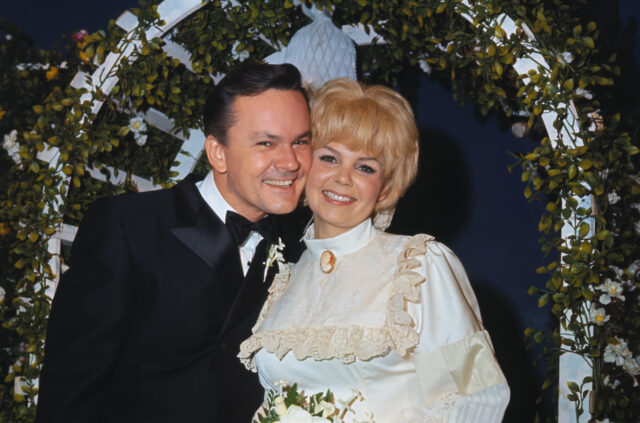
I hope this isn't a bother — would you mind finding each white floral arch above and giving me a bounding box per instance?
[31,1,593,420]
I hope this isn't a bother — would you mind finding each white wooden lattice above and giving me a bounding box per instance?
[33,2,591,420]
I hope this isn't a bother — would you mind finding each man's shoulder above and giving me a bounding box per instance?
[93,185,172,214]
[87,174,203,222]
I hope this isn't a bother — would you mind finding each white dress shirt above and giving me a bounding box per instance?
[196,171,262,275]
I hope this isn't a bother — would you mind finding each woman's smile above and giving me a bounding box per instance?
[322,189,356,204]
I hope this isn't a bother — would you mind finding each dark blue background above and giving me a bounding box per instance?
[2,1,638,420]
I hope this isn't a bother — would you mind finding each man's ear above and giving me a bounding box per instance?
[205,135,227,173]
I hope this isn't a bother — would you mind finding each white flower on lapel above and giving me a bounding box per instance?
[264,237,285,282]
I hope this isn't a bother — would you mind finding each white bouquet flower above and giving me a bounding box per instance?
[254,384,367,423]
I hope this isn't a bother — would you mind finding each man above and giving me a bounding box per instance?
[36,63,312,423]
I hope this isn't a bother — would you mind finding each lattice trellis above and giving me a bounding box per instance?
[30,1,592,420]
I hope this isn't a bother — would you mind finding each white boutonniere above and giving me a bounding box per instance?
[264,237,285,282]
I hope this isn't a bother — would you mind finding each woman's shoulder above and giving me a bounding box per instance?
[374,230,441,254]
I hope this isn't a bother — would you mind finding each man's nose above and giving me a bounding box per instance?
[274,145,300,172]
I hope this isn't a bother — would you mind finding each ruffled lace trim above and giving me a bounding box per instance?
[238,234,435,371]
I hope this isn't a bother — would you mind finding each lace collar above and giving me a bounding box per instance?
[303,218,376,258]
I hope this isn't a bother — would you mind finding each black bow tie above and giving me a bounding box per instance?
[225,211,278,246]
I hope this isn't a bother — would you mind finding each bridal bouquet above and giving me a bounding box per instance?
[254,383,367,423]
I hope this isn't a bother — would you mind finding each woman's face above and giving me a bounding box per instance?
[306,141,387,239]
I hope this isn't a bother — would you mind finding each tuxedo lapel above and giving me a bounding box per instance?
[219,239,274,341]
[169,175,242,274]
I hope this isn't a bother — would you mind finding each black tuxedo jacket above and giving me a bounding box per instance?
[36,174,307,423]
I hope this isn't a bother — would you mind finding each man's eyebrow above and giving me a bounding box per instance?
[251,131,311,140]
[252,132,282,140]
[295,130,311,140]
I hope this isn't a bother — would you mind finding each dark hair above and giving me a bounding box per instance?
[203,63,307,144]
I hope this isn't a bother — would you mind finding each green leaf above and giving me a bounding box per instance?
[568,381,580,393]
[583,37,595,49]
[578,158,592,170]
[538,293,549,308]
[524,186,532,199]
[578,222,590,239]
[582,285,593,301]
[563,79,574,92]
[572,25,582,36]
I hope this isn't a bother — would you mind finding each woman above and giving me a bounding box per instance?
[239,78,510,422]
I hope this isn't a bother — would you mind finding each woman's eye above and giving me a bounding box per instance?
[358,164,377,174]
[257,141,272,146]
[319,154,337,163]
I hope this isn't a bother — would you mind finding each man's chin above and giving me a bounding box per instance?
[262,199,302,215]
[260,189,304,215]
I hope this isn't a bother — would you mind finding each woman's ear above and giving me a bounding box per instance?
[205,135,227,173]
[377,181,391,203]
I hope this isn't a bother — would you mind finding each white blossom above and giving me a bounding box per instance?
[274,396,288,416]
[611,266,625,279]
[5,34,12,41]
[589,305,610,326]
[598,278,625,302]
[128,116,147,146]
[623,355,640,376]
[129,116,147,133]
[634,221,640,236]
[279,405,330,423]
[607,191,621,205]
[3,129,17,149]
[134,133,147,147]
[599,293,611,305]
[231,41,250,62]
[603,375,620,389]
[627,260,640,277]
[3,129,22,165]
[604,337,632,366]
[318,400,336,419]
[575,88,593,99]
[560,51,574,64]
[419,59,432,75]
[0,286,5,304]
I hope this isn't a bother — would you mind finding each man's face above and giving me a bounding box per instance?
[206,89,312,221]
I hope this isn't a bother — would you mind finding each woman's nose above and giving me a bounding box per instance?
[335,166,352,185]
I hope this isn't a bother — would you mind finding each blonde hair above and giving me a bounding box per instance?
[310,78,419,214]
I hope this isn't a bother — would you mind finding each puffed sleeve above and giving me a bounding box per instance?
[406,238,510,422]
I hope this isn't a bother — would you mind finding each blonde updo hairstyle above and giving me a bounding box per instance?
[310,78,419,218]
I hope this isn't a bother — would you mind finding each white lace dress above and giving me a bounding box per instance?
[239,219,510,423]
